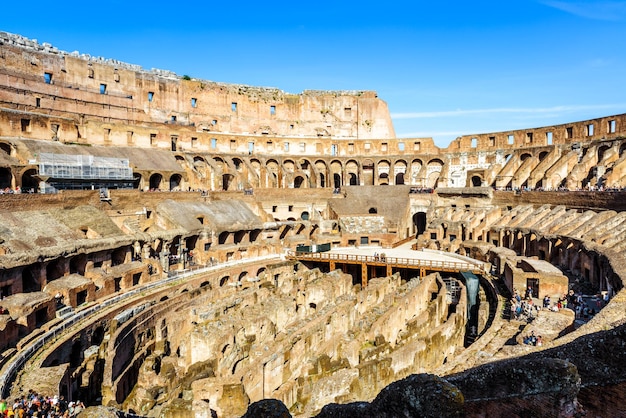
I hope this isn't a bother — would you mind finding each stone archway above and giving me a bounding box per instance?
[413,212,427,235]
[22,168,39,193]
[222,174,235,191]
[149,173,163,190]
[294,176,305,188]
[169,174,182,191]
[395,172,405,185]
[0,167,12,190]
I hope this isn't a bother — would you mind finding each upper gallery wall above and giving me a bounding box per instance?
[0,31,395,142]
[1,31,626,191]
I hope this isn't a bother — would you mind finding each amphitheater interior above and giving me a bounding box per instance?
[0,31,625,418]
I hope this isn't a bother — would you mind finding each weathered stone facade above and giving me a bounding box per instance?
[0,31,625,418]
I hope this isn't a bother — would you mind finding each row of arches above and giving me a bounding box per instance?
[1,139,626,192]
[174,155,446,191]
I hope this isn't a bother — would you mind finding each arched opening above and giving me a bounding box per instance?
[294,176,305,188]
[169,174,182,191]
[232,157,244,172]
[0,167,12,189]
[333,173,341,189]
[538,151,549,161]
[220,276,230,287]
[413,212,427,236]
[266,159,280,188]
[0,143,11,156]
[174,155,185,166]
[279,225,292,240]
[21,169,38,193]
[234,230,246,244]
[377,160,390,185]
[301,211,309,220]
[597,145,611,162]
[149,173,163,190]
[250,229,261,242]
[222,173,235,191]
[218,231,230,245]
[346,160,359,186]
[395,172,405,185]
[369,207,378,214]
[426,159,443,188]
[471,176,482,187]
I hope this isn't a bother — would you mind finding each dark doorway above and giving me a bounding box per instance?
[23,268,39,292]
[333,173,341,189]
[76,290,87,306]
[413,212,427,235]
[527,278,539,299]
[169,174,182,191]
[0,167,12,189]
[22,169,39,193]
[149,173,163,190]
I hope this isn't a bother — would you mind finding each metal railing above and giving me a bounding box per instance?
[0,254,281,398]
[287,250,484,273]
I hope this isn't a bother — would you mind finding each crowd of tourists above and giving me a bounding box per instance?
[512,284,610,319]
[0,186,28,194]
[0,392,84,417]
[510,287,540,321]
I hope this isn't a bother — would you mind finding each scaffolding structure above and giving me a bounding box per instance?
[38,153,133,180]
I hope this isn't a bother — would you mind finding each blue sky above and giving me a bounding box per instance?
[2,1,625,147]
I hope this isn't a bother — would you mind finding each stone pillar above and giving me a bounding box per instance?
[160,241,171,273]
[362,263,368,287]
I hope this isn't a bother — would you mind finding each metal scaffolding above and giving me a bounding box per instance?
[38,153,133,180]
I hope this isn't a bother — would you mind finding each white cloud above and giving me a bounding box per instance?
[391,104,626,120]
[539,1,626,21]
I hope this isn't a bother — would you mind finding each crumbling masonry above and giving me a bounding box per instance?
[0,31,625,417]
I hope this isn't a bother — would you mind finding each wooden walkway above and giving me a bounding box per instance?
[286,250,484,286]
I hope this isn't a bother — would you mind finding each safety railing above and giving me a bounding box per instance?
[287,251,484,273]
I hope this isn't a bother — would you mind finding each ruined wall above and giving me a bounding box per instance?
[0,31,395,143]
[450,114,626,150]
